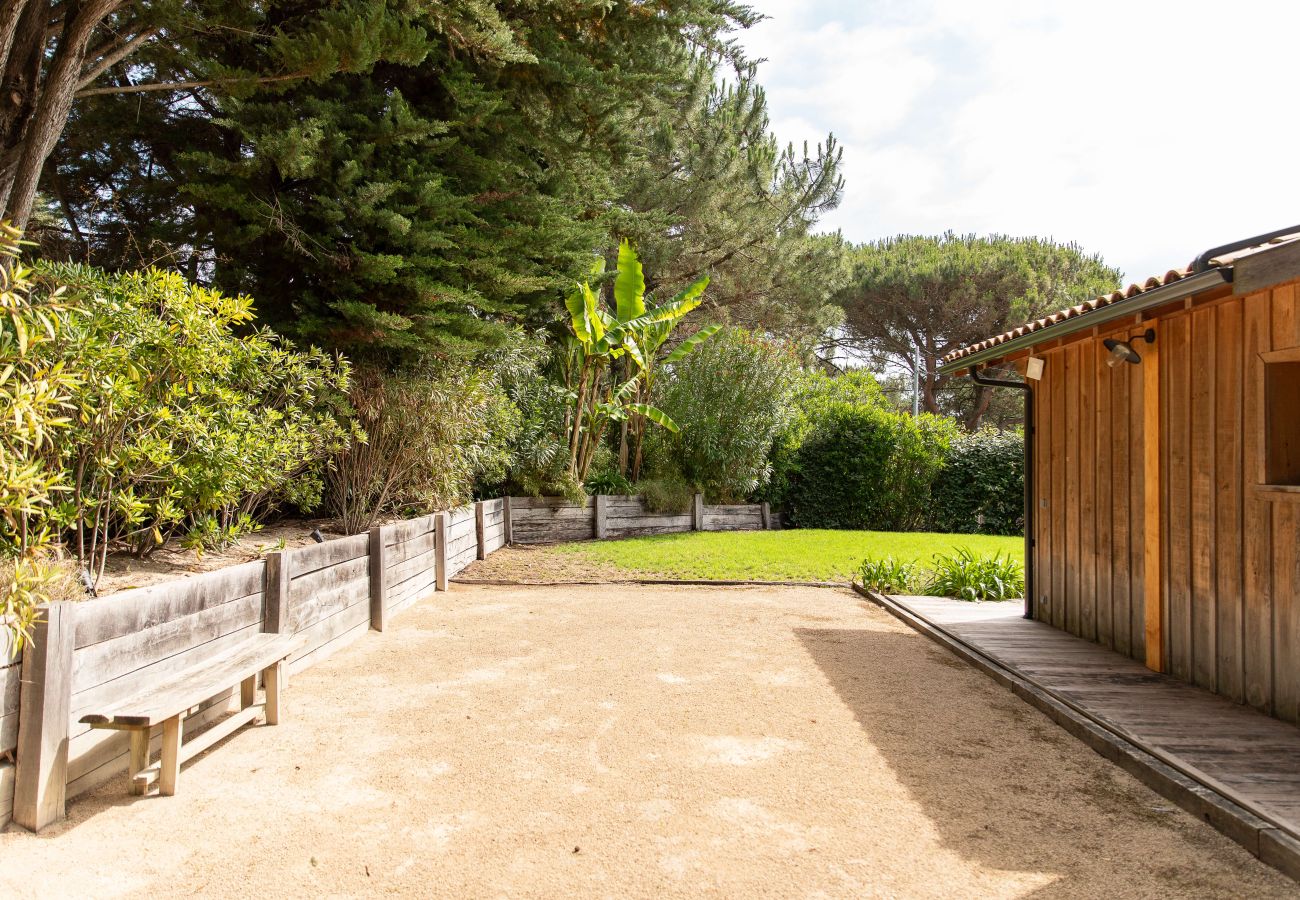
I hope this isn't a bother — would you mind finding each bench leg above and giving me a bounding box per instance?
[160,712,185,796]
[128,729,150,796]
[263,661,283,726]
[240,674,257,710]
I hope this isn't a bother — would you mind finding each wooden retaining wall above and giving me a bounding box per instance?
[508,494,773,544]
[4,492,775,830]
[5,499,504,832]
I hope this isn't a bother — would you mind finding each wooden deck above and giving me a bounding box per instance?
[867,593,1300,879]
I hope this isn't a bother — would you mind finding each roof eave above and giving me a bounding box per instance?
[936,268,1233,375]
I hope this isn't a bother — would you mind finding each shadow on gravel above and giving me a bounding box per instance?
[794,625,1264,899]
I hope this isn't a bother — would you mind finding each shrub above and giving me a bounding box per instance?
[646,328,799,501]
[1,228,80,651]
[925,548,1024,601]
[324,364,517,534]
[33,263,352,582]
[585,468,633,496]
[759,369,892,513]
[929,428,1024,535]
[786,404,956,530]
[857,556,918,594]
[636,476,694,514]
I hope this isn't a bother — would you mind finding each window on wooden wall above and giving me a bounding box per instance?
[1264,353,1300,485]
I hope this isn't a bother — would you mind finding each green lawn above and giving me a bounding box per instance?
[553,529,1023,582]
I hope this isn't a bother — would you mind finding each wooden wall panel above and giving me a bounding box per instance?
[1030,277,1300,723]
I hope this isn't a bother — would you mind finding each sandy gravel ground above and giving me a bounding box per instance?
[1,584,1293,898]
[456,544,629,583]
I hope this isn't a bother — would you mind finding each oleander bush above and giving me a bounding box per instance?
[30,262,354,583]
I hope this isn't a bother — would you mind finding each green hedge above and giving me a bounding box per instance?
[785,404,956,530]
[928,429,1024,535]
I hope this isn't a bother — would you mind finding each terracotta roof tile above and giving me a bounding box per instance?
[942,232,1300,366]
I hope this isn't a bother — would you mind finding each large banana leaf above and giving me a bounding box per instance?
[614,238,645,322]
[613,374,642,403]
[628,402,678,433]
[670,274,710,308]
[582,282,605,343]
[564,283,592,344]
[663,324,722,364]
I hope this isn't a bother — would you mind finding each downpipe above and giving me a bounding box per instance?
[968,366,1034,620]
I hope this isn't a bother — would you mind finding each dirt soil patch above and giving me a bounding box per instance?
[1,584,1291,897]
[456,543,630,583]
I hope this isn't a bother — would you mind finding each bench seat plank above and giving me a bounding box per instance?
[80,634,296,729]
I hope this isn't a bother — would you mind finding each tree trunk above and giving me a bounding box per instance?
[0,0,122,230]
[964,384,993,431]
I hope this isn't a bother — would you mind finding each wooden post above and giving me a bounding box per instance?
[594,494,608,539]
[692,493,704,531]
[264,550,291,635]
[1143,325,1163,672]
[434,513,449,592]
[159,713,183,797]
[13,603,75,831]
[760,502,771,530]
[368,525,389,632]
[502,496,514,545]
[475,501,487,560]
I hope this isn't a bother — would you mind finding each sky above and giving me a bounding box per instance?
[739,0,1300,283]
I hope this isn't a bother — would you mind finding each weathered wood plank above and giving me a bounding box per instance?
[1050,348,1066,632]
[388,567,438,613]
[1271,282,1299,724]
[0,761,14,828]
[1190,305,1217,689]
[1109,349,1131,656]
[1036,368,1053,627]
[72,592,263,694]
[290,577,370,634]
[1,658,21,754]
[476,501,487,559]
[1079,338,1097,642]
[1215,299,1244,703]
[291,554,367,600]
[370,524,389,633]
[508,496,590,510]
[288,533,369,576]
[74,561,265,650]
[264,551,290,635]
[385,529,436,568]
[511,506,594,522]
[1128,345,1147,662]
[607,514,694,530]
[1242,291,1274,712]
[80,635,295,728]
[66,690,234,798]
[1064,342,1080,638]
[1165,314,1191,674]
[384,515,435,546]
[1141,325,1162,672]
[13,604,75,831]
[69,622,263,738]
[384,545,436,590]
[287,600,370,675]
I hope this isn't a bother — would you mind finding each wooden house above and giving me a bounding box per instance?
[939,227,1300,724]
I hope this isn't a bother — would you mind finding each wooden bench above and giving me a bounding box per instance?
[80,633,297,796]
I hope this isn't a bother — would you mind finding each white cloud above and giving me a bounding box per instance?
[740,0,1300,282]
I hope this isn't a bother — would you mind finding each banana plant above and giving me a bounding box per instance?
[561,240,715,482]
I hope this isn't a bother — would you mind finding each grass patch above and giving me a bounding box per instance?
[553,529,1022,583]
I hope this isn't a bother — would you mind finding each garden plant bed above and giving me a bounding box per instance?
[0,583,1290,897]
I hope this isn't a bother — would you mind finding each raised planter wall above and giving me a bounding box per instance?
[6,500,500,833]
[508,494,773,544]
[5,492,776,831]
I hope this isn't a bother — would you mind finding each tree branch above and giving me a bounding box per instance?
[76,24,157,90]
[75,70,309,98]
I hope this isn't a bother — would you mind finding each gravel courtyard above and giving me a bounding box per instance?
[1,584,1292,898]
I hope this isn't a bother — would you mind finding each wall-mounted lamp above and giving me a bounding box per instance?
[1103,328,1156,368]
[310,527,326,544]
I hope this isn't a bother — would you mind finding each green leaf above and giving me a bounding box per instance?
[614,239,645,322]
[621,334,645,371]
[582,282,605,342]
[628,402,678,433]
[564,283,592,344]
[670,274,710,309]
[663,324,722,365]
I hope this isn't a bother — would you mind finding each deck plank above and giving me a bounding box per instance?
[886,595,1300,841]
